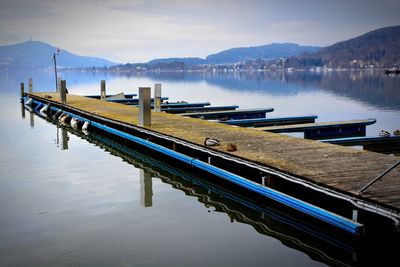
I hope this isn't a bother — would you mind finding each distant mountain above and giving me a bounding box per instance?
[287,25,400,68]
[148,57,205,65]
[205,43,320,64]
[0,41,117,69]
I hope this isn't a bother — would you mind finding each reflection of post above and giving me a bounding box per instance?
[61,128,69,150]
[154,83,161,112]
[140,169,153,207]
[29,112,34,128]
[21,103,25,119]
[20,82,24,99]
[100,80,106,101]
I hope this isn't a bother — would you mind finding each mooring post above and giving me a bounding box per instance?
[154,83,162,112]
[100,80,106,101]
[57,77,61,92]
[138,87,151,126]
[20,82,24,99]
[140,169,153,207]
[28,78,33,93]
[60,80,67,103]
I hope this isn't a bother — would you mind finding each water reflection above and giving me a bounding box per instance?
[128,70,400,110]
[40,120,354,266]
[140,169,153,207]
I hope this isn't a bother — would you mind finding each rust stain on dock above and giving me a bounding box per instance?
[32,92,400,212]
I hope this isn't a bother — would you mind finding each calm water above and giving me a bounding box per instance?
[0,70,399,266]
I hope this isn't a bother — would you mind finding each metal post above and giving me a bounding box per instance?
[20,82,24,99]
[28,78,33,93]
[138,87,151,126]
[53,53,58,91]
[100,80,106,100]
[60,80,67,103]
[140,169,153,207]
[154,83,161,112]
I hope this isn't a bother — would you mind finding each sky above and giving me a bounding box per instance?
[1,0,399,63]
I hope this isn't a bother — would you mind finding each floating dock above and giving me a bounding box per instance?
[259,119,376,139]
[221,115,318,127]
[321,135,400,154]
[163,105,239,114]
[23,92,400,235]
[180,108,274,120]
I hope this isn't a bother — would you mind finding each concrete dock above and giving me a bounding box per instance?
[27,92,400,228]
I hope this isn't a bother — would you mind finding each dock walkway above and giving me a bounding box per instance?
[29,93,400,218]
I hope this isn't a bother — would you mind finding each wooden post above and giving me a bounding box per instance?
[57,77,61,92]
[28,78,33,93]
[60,80,67,103]
[138,87,151,126]
[100,80,106,100]
[20,82,24,99]
[140,169,153,207]
[154,83,161,112]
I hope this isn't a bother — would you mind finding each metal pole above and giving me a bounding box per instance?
[154,83,161,112]
[138,87,151,126]
[101,80,106,101]
[53,53,58,92]
[60,80,67,103]
[360,160,400,193]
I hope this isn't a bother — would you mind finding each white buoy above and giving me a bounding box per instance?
[82,121,90,131]
[24,98,33,106]
[70,117,79,129]
[39,105,48,117]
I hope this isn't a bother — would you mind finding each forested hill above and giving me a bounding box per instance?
[287,26,400,68]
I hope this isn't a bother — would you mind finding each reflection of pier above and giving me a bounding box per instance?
[74,131,359,266]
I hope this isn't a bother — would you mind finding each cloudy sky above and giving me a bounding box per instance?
[1,0,399,63]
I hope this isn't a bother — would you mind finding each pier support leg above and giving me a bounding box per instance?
[140,169,153,207]
[28,78,33,93]
[154,83,161,112]
[101,80,106,101]
[60,80,67,103]
[61,128,69,150]
[138,87,151,127]
[20,82,24,99]
[30,112,34,128]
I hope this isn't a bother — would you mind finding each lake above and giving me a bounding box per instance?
[0,69,399,266]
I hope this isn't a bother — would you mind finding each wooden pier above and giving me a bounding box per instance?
[25,92,400,232]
